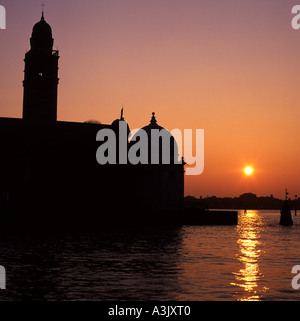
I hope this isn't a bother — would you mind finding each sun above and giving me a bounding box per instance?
[244,167,253,175]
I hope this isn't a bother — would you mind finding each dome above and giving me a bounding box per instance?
[30,12,54,51]
[130,113,179,164]
[32,13,52,35]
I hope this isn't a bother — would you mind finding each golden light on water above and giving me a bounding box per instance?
[231,210,269,301]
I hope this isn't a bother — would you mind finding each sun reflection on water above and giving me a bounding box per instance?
[231,210,269,301]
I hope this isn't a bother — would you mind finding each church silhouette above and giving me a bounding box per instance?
[0,13,185,231]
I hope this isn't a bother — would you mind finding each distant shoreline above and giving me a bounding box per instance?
[185,193,299,211]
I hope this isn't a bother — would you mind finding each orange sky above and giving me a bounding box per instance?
[0,0,299,198]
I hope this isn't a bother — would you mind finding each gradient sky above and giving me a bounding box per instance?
[0,0,299,198]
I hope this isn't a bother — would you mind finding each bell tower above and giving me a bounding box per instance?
[22,12,59,121]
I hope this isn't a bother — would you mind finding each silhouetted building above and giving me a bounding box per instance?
[23,12,59,121]
[0,13,184,228]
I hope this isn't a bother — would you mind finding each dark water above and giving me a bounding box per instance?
[0,210,299,301]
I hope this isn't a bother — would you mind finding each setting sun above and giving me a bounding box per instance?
[244,167,253,175]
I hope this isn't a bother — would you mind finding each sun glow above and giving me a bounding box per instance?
[244,167,253,175]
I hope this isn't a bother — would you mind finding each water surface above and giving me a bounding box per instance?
[0,210,299,301]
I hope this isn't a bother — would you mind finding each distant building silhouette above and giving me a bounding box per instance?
[0,13,184,229]
[184,193,285,210]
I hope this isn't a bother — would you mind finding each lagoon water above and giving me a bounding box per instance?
[0,210,299,301]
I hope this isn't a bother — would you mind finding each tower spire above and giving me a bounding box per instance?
[120,105,124,120]
[41,3,45,20]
